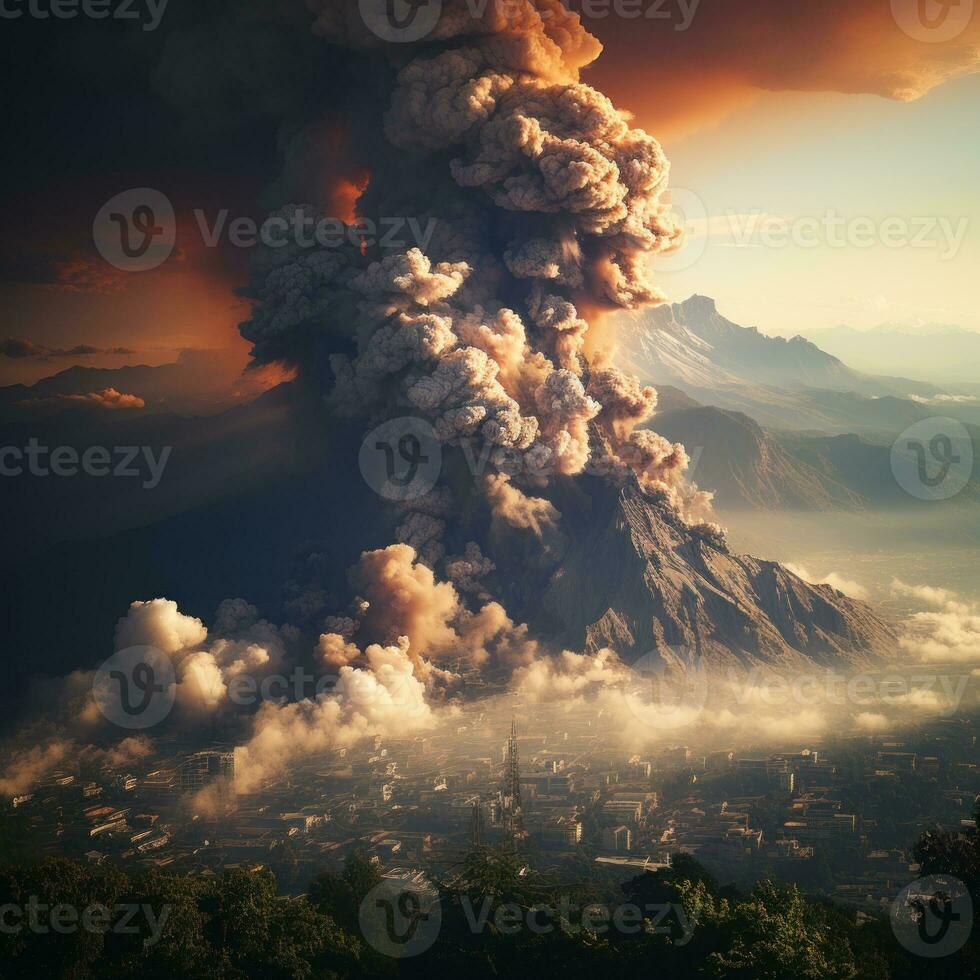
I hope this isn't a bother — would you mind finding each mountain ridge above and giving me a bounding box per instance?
[540,477,894,671]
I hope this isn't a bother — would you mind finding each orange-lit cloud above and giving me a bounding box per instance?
[585,0,979,137]
[17,387,146,411]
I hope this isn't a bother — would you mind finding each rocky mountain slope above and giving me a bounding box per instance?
[536,476,895,671]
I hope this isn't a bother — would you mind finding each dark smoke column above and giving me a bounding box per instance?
[242,0,721,562]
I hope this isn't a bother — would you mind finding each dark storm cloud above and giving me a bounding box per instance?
[0,249,131,294]
[0,0,376,297]
[0,0,369,193]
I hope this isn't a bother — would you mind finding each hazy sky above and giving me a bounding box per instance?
[650,74,980,337]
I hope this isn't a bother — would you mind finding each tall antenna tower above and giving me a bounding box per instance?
[503,716,525,839]
[470,797,483,847]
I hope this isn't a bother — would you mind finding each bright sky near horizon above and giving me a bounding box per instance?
[650,74,980,338]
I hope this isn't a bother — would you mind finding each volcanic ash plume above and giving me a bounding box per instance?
[240,1,714,539]
[212,0,732,786]
[2,2,731,797]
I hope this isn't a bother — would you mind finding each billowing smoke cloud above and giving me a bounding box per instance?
[892,577,970,614]
[171,539,549,789]
[893,579,980,663]
[241,0,714,556]
[0,735,154,798]
[113,597,292,719]
[511,648,631,701]
[0,741,72,797]
[210,1,732,785]
[854,711,890,731]
[237,636,435,793]
[337,543,541,673]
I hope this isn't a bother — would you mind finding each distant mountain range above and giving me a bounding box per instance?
[543,477,893,670]
[0,305,910,704]
[618,296,980,437]
[649,397,980,511]
[806,322,980,386]
[650,404,866,510]
[618,295,939,397]
[613,297,980,509]
[0,382,301,567]
[0,349,256,421]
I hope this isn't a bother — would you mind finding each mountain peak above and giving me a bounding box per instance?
[620,295,868,394]
[678,294,718,315]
